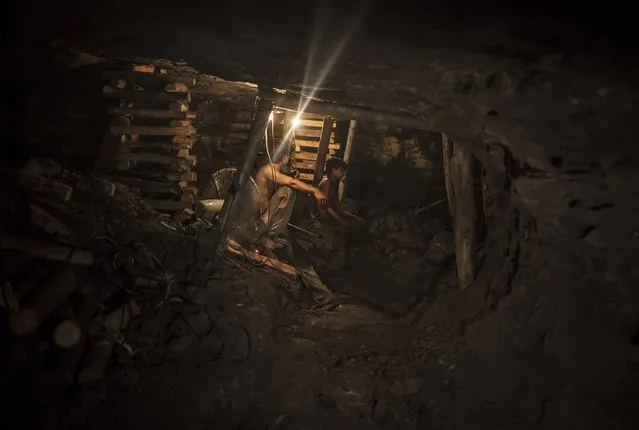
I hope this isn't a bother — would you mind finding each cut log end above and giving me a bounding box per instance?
[54,320,83,348]
[9,309,39,336]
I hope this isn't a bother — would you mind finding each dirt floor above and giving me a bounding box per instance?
[2,189,638,430]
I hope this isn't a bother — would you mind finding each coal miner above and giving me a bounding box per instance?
[229,152,326,257]
[315,158,365,226]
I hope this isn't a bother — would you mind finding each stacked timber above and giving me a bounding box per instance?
[100,64,199,213]
[290,114,339,183]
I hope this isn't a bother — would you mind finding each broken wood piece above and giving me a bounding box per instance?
[19,172,73,201]
[1,236,94,266]
[107,106,196,120]
[110,124,195,136]
[226,240,296,276]
[29,204,78,244]
[9,265,77,335]
[164,82,189,93]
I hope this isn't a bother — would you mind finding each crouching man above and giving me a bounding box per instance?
[316,158,365,227]
[230,153,326,257]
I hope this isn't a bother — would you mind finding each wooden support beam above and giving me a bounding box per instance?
[110,125,195,136]
[107,106,196,120]
[313,117,335,186]
[442,133,456,224]
[452,145,477,290]
[339,119,357,200]
[102,86,191,103]
[276,98,429,129]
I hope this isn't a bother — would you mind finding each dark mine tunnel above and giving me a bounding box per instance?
[2,0,639,429]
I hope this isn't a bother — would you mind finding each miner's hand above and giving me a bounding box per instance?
[313,188,327,207]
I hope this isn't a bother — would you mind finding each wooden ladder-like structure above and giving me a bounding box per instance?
[98,64,199,213]
[286,113,339,184]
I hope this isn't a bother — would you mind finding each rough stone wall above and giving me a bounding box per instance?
[347,124,445,209]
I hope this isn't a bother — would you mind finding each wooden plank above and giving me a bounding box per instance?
[112,177,181,195]
[115,152,196,166]
[294,128,334,139]
[295,152,318,161]
[165,83,189,93]
[298,118,335,128]
[144,200,193,211]
[19,173,73,202]
[102,70,196,86]
[110,125,195,136]
[108,107,196,119]
[452,145,477,290]
[298,173,314,181]
[102,86,191,103]
[170,120,191,127]
[293,161,316,170]
[123,140,193,151]
[339,120,358,201]
[295,139,339,150]
[314,118,335,185]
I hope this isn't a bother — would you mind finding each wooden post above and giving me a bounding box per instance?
[283,111,296,160]
[339,119,357,201]
[452,144,477,290]
[313,117,335,186]
[442,133,456,225]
